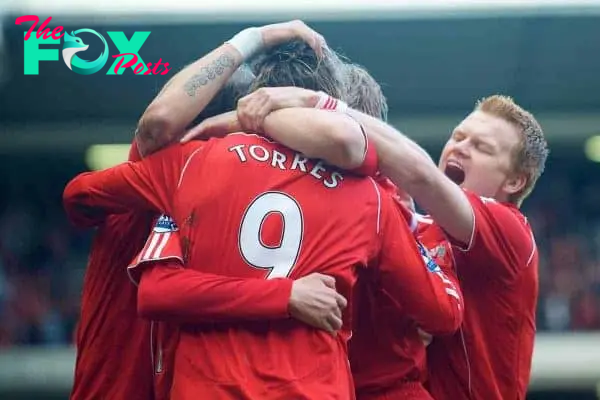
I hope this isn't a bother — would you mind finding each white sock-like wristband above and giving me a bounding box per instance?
[226,27,264,61]
[315,91,348,113]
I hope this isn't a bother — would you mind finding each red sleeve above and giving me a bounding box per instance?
[61,138,143,228]
[63,142,202,227]
[137,265,293,324]
[374,191,463,335]
[448,191,536,281]
[127,214,184,284]
[130,215,293,324]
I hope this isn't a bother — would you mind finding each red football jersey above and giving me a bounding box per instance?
[131,215,295,325]
[67,142,155,400]
[350,204,462,400]
[426,191,538,400]
[415,213,461,313]
[63,133,459,400]
[127,215,183,400]
[128,214,299,400]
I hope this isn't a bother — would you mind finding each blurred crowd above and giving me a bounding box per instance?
[0,154,598,347]
[527,163,600,332]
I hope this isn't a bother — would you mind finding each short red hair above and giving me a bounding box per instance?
[475,95,549,205]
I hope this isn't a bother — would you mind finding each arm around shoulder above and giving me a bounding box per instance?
[63,172,108,228]
[263,108,367,170]
[137,262,293,323]
[346,108,475,244]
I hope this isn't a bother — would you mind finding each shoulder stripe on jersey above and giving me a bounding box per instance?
[446,287,461,301]
[142,232,171,261]
[367,177,382,234]
[177,147,204,189]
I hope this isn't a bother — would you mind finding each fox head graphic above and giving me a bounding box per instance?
[61,29,108,75]
[62,31,89,71]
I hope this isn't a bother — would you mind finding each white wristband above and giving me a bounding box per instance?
[226,27,264,61]
[314,91,348,113]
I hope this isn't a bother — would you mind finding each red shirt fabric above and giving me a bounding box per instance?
[426,191,538,400]
[350,190,462,400]
[127,214,297,399]
[63,133,454,399]
[130,216,296,325]
[67,141,155,400]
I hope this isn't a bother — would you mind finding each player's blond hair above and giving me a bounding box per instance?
[475,95,549,206]
[344,63,388,121]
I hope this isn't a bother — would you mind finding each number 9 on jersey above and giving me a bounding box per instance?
[238,192,304,279]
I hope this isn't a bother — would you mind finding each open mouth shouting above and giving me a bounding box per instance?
[444,159,466,185]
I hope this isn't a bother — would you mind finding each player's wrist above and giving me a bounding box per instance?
[303,90,321,108]
[287,280,304,318]
[265,278,294,318]
[314,92,348,113]
[226,28,264,61]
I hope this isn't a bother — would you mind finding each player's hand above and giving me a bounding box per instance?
[259,20,327,58]
[288,273,347,335]
[180,111,241,143]
[236,87,320,133]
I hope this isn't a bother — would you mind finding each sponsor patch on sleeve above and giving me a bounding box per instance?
[153,214,178,233]
[417,241,442,273]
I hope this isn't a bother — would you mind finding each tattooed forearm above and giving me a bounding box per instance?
[183,53,236,97]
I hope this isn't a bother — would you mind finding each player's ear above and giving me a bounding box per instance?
[502,172,527,196]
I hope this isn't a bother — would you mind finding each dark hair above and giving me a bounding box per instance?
[248,40,345,98]
[192,64,255,125]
